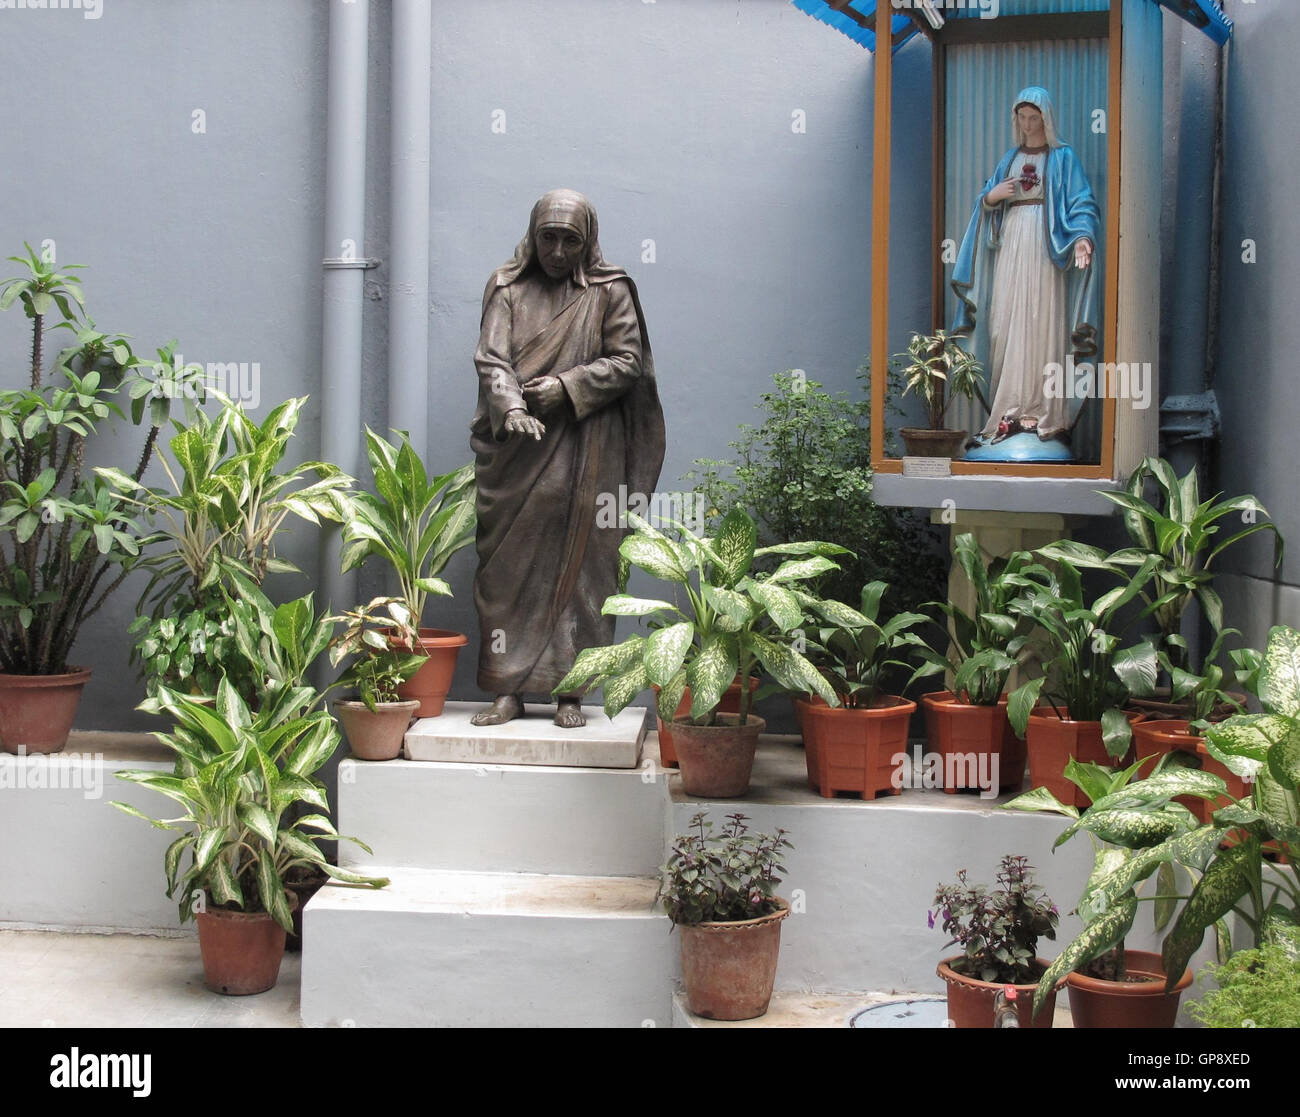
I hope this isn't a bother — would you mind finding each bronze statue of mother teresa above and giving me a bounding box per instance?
[469,189,665,728]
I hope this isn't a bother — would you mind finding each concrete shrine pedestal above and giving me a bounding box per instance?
[403,701,647,769]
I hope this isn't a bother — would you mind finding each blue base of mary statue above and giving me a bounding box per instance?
[963,431,1074,463]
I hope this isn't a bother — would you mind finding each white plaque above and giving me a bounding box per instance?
[902,456,953,478]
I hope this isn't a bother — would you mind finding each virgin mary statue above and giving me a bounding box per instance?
[469,189,665,729]
[951,87,1101,458]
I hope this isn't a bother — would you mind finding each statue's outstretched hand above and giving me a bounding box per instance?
[1074,238,1094,270]
[504,408,545,441]
[522,375,566,417]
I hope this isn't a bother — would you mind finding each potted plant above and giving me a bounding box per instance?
[895,330,984,459]
[98,390,355,700]
[112,679,389,994]
[552,507,842,798]
[922,534,1041,794]
[1186,944,1300,1029]
[1005,755,1229,1027]
[0,245,199,753]
[1005,551,1161,806]
[931,854,1060,1028]
[1130,629,1255,821]
[659,811,793,1021]
[796,580,942,799]
[1045,455,1282,693]
[327,596,426,761]
[341,428,476,717]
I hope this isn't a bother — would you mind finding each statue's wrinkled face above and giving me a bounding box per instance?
[536,224,585,280]
[1016,104,1046,147]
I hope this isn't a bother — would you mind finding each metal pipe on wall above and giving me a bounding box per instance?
[320,0,371,617]
[387,0,433,461]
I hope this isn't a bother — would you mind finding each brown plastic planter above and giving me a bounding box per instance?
[655,676,758,768]
[335,699,420,760]
[392,628,467,717]
[1131,719,1251,823]
[679,900,789,1020]
[1066,949,1193,1028]
[795,695,914,800]
[0,667,93,754]
[196,894,298,995]
[671,713,765,798]
[937,959,1058,1029]
[1026,707,1145,808]
[921,690,1026,794]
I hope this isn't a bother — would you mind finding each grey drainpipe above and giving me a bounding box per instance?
[320,0,373,617]
[387,0,433,461]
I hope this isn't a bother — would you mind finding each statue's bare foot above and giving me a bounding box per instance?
[554,696,586,729]
[471,694,524,726]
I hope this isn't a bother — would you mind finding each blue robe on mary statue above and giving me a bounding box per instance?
[950,87,1101,456]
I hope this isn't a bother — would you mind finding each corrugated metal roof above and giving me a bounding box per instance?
[790,0,1231,51]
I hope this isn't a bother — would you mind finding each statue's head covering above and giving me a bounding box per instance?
[485,189,625,301]
[1012,87,1061,149]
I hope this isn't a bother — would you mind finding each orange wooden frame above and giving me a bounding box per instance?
[869,4,1124,481]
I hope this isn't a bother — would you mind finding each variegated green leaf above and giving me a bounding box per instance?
[1258,625,1300,719]
[238,802,277,845]
[748,632,837,707]
[257,847,295,933]
[620,535,688,583]
[711,506,756,587]
[321,863,390,887]
[602,662,651,719]
[768,555,837,585]
[1003,785,1077,818]
[551,636,645,695]
[657,669,688,722]
[1267,721,1300,789]
[1205,713,1288,779]
[748,579,803,633]
[600,595,678,618]
[645,622,695,688]
[1033,895,1137,1019]
[207,854,242,907]
[686,634,738,719]
[1153,860,1178,931]
[1161,839,1257,989]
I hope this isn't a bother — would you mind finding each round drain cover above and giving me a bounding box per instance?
[850,999,950,1028]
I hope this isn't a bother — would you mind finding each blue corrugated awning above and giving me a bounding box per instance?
[791,1,1231,52]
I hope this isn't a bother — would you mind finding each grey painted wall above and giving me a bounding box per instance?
[0,0,882,729]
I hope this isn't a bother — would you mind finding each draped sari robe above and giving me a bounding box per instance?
[470,271,664,696]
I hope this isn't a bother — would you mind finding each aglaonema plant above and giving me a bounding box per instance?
[341,428,476,627]
[552,507,845,723]
[113,679,388,930]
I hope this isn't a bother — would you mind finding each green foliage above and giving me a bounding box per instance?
[924,534,1041,705]
[1005,548,1161,754]
[1186,944,1300,1028]
[327,596,427,711]
[931,855,1058,985]
[113,682,387,930]
[551,507,845,723]
[1100,456,1283,663]
[99,393,354,696]
[341,428,476,625]
[804,580,943,708]
[896,330,985,431]
[659,812,792,926]
[684,369,945,615]
[0,244,191,674]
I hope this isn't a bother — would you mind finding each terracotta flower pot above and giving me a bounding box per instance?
[922,690,1026,794]
[0,667,93,755]
[795,695,914,800]
[900,428,967,459]
[1066,949,1193,1028]
[196,893,299,995]
[679,899,789,1020]
[1026,707,1145,809]
[391,628,467,717]
[937,958,1058,1029]
[335,698,420,761]
[656,677,759,768]
[671,713,765,798]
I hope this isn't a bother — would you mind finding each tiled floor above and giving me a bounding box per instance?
[0,930,302,1028]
